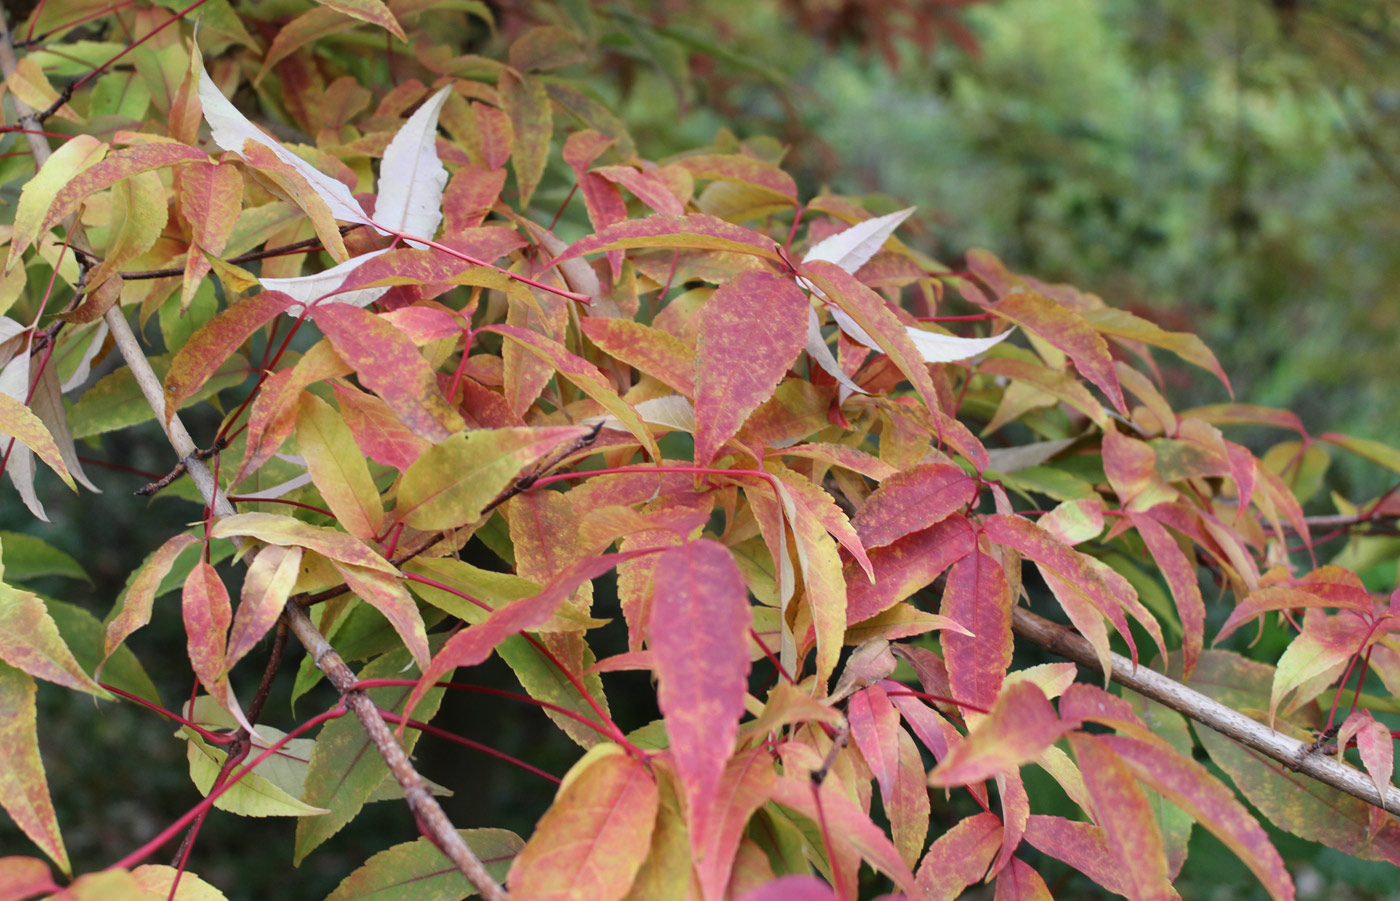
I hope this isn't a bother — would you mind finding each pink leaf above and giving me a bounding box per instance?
[915,811,1002,900]
[650,540,753,862]
[846,516,977,625]
[736,875,837,901]
[311,304,464,442]
[848,684,901,805]
[991,292,1127,414]
[693,271,810,466]
[1069,734,1174,900]
[940,549,1013,712]
[693,747,776,901]
[852,462,977,549]
[928,682,1073,787]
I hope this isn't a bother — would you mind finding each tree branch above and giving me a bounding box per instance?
[0,15,509,898]
[1011,606,1400,816]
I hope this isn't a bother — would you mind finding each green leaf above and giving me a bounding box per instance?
[0,532,89,584]
[325,828,522,901]
[294,650,447,862]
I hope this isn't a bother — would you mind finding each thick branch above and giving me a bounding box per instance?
[1011,607,1400,816]
[0,15,508,898]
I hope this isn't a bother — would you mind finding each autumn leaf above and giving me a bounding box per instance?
[940,549,1013,712]
[0,665,69,874]
[508,746,659,900]
[311,303,465,442]
[225,544,301,674]
[163,290,293,419]
[927,682,1073,787]
[297,393,385,541]
[395,425,591,530]
[852,462,977,549]
[325,828,521,901]
[691,747,776,901]
[991,292,1127,415]
[649,540,752,861]
[1069,733,1174,901]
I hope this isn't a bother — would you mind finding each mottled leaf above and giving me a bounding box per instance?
[226,545,301,674]
[940,549,1012,712]
[396,426,590,530]
[846,516,977,625]
[651,540,752,861]
[1069,733,1174,900]
[853,462,977,549]
[848,683,901,804]
[509,746,659,900]
[0,665,68,874]
[211,512,394,573]
[500,71,552,208]
[163,291,293,421]
[555,214,781,263]
[914,811,1001,901]
[928,682,1072,787]
[692,747,776,901]
[311,303,464,441]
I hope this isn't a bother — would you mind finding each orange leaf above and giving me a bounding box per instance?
[927,682,1072,787]
[311,304,464,442]
[991,292,1127,415]
[509,747,659,900]
[691,271,809,465]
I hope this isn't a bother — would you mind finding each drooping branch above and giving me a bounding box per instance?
[1011,606,1400,816]
[0,14,510,899]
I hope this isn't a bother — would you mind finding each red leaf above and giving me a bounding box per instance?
[555,213,781,264]
[693,271,809,466]
[940,549,1013,712]
[993,857,1052,901]
[1069,734,1174,900]
[1185,403,1306,435]
[182,562,252,733]
[404,551,650,723]
[914,811,1001,900]
[991,292,1127,415]
[692,747,776,901]
[0,667,69,875]
[928,682,1072,787]
[1337,710,1393,805]
[853,462,978,549]
[163,290,292,421]
[508,747,658,899]
[1215,568,1373,647]
[1098,733,1295,900]
[579,317,696,396]
[442,163,507,231]
[1131,512,1205,679]
[43,142,207,233]
[993,769,1030,876]
[310,304,464,442]
[848,684,901,805]
[846,516,976,625]
[487,324,661,461]
[593,165,686,215]
[332,384,430,470]
[180,161,243,255]
[1021,815,1129,896]
[650,540,752,858]
[984,513,1137,675]
[769,775,919,897]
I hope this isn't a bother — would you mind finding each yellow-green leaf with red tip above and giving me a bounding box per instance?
[396,425,591,530]
[0,666,69,874]
[297,393,384,541]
